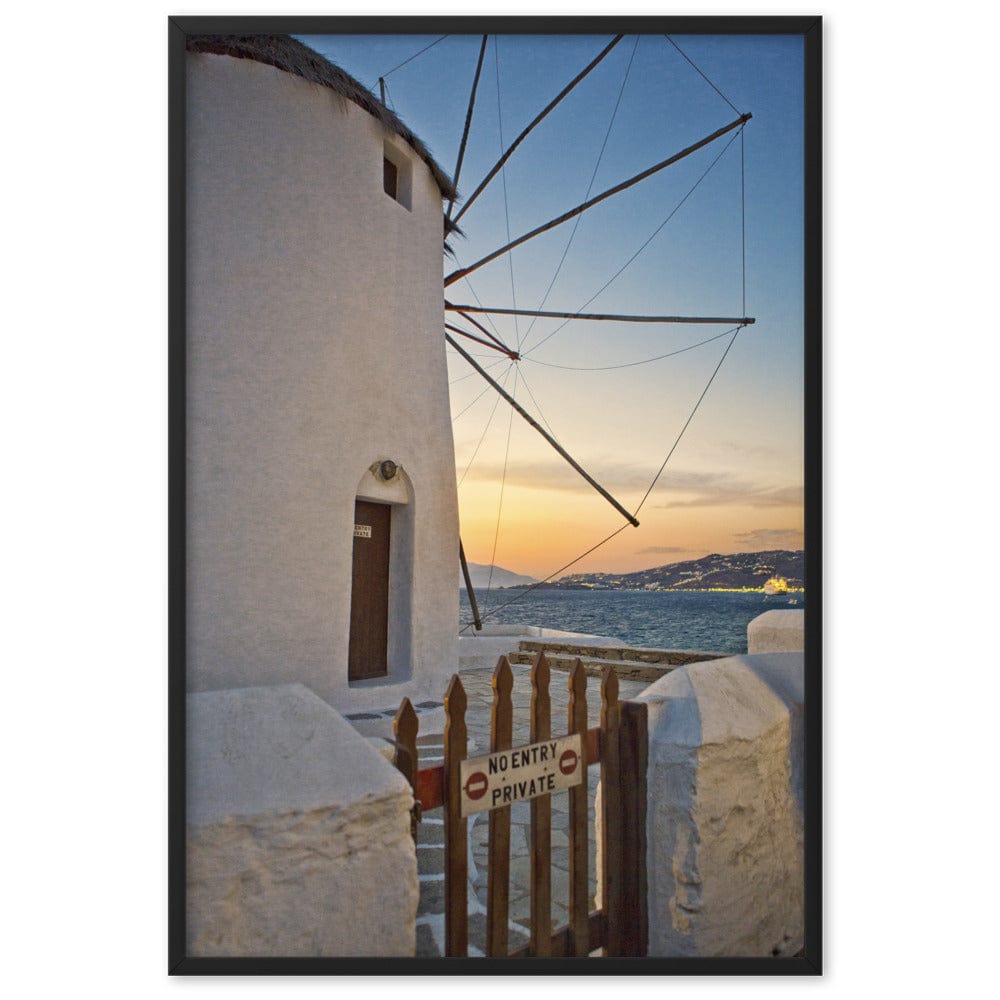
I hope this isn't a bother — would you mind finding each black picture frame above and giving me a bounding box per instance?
[169,13,821,975]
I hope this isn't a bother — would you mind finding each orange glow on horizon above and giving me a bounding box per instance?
[458,479,804,580]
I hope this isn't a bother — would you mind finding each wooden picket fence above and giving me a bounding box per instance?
[391,652,648,958]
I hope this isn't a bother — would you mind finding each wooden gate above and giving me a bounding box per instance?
[391,652,648,958]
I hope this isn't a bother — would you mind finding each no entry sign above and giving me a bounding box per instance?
[458,733,584,817]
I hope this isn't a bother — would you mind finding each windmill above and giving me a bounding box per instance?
[183,28,798,711]
[355,32,758,631]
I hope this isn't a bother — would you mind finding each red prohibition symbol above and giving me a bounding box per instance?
[559,748,578,776]
[464,771,488,800]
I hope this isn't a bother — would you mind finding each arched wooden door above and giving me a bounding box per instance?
[348,499,391,680]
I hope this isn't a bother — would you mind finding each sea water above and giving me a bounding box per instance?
[460,588,805,655]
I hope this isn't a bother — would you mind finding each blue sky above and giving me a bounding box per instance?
[300,31,806,577]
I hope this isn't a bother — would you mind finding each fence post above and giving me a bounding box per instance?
[529,652,552,956]
[619,700,648,957]
[486,657,514,956]
[600,666,623,956]
[392,698,419,842]
[443,674,468,957]
[567,660,589,957]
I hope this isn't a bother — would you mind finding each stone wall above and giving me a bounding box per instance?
[614,653,805,957]
[187,685,418,957]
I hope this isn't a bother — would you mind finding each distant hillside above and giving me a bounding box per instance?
[460,562,538,590]
[547,550,805,592]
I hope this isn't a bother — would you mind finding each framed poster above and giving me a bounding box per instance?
[169,14,821,974]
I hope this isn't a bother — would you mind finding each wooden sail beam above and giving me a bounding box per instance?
[445,333,639,528]
[446,302,756,326]
[459,540,483,631]
[445,322,518,360]
[445,112,752,288]
[452,309,519,357]
[451,35,624,226]
[447,35,489,221]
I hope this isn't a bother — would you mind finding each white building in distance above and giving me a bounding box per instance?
[185,34,460,713]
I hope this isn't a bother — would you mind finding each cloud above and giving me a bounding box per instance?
[457,458,803,511]
[458,458,651,495]
[653,474,804,510]
[715,439,786,461]
[732,527,804,548]
[635,545,688,555]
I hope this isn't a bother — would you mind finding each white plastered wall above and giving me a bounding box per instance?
[747,608,805,653]
[186,685,418,957]
[598,653,805,957]
[186,53,458,712]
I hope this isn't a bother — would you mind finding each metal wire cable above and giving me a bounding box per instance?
[631,326,743,517]
[663,35,740,115]
[460,520,632,632]
[524,128,742,358]
[514,363,560,441]
[484,366,519,604]
[446,252,509,346]
[741,126,747,316]
[453,35,623,228]
[524,326,738,371]
[520,35,641,354]
[457,43,751,630]
[446,339,507,361]
[449,353,509,385]
[448,347,509,363]
[379,35,449,79]
[458,326,745,629]
[451,381,496,423]
[457,362,514,487]
[493,37,522,353]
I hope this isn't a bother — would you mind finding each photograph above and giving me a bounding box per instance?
[169,15,820,973]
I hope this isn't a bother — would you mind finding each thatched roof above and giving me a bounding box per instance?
[187,34,457,204]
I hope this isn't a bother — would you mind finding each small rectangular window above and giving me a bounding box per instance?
[382,143,412,210]
[383,157,398,200]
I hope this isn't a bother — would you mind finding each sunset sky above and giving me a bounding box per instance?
[301,31,805,579]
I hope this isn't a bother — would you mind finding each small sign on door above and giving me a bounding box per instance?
[354,524,372,538]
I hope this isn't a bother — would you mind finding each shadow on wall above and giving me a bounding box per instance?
[751,654,806,820]
[644,672,704,941]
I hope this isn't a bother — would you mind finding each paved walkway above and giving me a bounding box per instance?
[413,663,649,958]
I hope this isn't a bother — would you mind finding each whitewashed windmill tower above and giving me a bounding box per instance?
[185,35,460,712]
